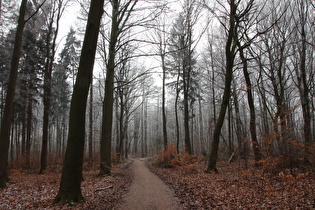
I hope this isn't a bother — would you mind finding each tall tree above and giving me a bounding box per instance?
[0,0,28,188]
[53,0,104,204]
[291,0,313,163]
[168,0,199,154]
[19,24,45,168]
[40,0,68,174]
[50,28,80,157]
[99,0,139,176]
[233,0,262,164]
[206,0,238,173]
[258,2,292,159]
[238,43,262,165]
[150,5,170,151]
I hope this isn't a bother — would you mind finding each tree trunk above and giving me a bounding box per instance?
[144,99,148,156]
[175,72,180,153]
[295,1,312,163]
[119,92,124,158]
[238,46,262,165]
[183,85,191,154]
[228,101,233,155]
[21,102,26,156]
[88,83,93,160]
[99,0,120,176]
[53,0,104,204]
[198,97,206,155]
[40,2,61,174]
[232,81,248,166]
[0,0,27,188]
[133,113,140,154]
[115,95,120,153]
[206,0,236,173]
[25,92,33,168]
[124,102,130,159]
[161,52,168,150]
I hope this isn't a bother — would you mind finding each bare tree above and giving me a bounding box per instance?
[99,0,163,175]
[99,0,140,176]
[258,2,292,160]
[155,11,169,151]
[205,0,255,172]
[290,0,313,163]
[40,0,69,174]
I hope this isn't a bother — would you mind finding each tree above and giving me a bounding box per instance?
[150,4,170,151]
[40,0,68,174]
[168,0,199,154]
[0,0,28,188]
[290,0,313,163]
[114,42,135,159]
[58,27,81,86]
[53,0,104,204]
[50,28,80,157]
[257,1,292,161]
[206,0,239,172]
[238,43,262,165]
[233,0,262,165]
[99,0,139,176]
[18,24,45,168]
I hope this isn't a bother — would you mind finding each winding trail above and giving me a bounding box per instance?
[120,159,182,210]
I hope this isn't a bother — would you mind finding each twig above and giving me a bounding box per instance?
[95,185,113,192]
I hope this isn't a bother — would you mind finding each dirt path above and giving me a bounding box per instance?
[119,159,182,210]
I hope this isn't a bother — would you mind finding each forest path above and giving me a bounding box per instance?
[119,158,182,210]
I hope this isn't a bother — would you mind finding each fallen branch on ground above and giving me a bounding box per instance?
[95,186,113,192]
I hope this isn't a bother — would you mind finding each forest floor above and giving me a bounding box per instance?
[149,159,315,209]
[1,158,315,209]
[0,161,133,209]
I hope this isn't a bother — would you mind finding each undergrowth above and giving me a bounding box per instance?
[155,144,204,168]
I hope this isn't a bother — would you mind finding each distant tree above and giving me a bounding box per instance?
[257,2,293,161]
[18,25,45,167]
[50,28,80,157]
[168,0,199,154]
[50,65,70,153]
[290,0,313,163]
[59,27,81,84]
[40,0,69,174]
[53,0,104,204]
[114,42,136,159]
[150,4,170,151]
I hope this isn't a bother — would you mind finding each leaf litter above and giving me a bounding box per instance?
[2,159,315,209]
[0,161,133,209]
[149,161,315,209]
